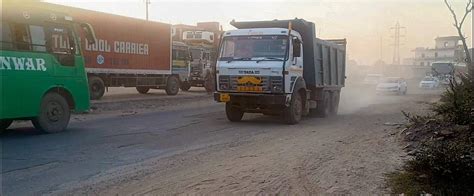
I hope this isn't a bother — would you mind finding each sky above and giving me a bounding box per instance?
[44,0,473,65]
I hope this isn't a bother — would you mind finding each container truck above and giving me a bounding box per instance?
[1,3,97,133]
[44,3,190,100]
[214,19,347,124]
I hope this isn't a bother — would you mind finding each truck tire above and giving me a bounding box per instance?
[180,81,191,91]
[88,76,105,100]
[283,91,303,124]
[165,76,180,95]
[0,120,13,133]
[32,92,71,133]
[314,92,330,118]
[136,86,150,94]
[329,91,340,116]
[225,102,244,122]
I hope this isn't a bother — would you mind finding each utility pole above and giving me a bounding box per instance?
[145,0,150,20]
[390,21,406,65]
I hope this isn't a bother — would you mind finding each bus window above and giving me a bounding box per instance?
[49,25,75,66]
[11,23,31,51]
[1,22,14,50]
[29,25,46,52]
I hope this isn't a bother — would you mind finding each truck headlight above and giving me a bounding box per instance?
[270,76,283,92]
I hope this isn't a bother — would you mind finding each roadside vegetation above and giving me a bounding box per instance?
[386,74,474,195]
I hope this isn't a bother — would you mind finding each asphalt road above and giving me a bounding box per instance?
[0,85,442,195]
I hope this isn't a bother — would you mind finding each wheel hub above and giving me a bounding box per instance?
[46,102,63,122]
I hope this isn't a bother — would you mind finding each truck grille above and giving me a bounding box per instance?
[218,75,282,93]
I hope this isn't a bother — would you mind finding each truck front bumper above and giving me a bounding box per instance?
[214,92,289,105]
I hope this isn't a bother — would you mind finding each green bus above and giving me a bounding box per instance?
[1,4,96,133]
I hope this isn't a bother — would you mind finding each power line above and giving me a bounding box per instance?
[390,21,406,65]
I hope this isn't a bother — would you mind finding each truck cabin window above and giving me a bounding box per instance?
[173,49,189,60]
[219,35,288,61]
[190,48,202,59]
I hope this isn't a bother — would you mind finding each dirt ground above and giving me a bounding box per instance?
[20,85,440,195]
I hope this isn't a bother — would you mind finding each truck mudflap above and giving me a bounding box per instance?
[214,92,289,105]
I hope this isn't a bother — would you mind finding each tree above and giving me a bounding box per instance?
[444,0,473,75]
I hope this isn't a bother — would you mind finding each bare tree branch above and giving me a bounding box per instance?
[444,0,459,27]
[459,0,473,27]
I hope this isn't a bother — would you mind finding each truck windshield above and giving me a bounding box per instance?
[190,48,201,59]
[219,35,288,61]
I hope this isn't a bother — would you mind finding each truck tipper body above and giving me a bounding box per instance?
[43,3,190,99]
[1,3,97,133]
[214,19,347,124]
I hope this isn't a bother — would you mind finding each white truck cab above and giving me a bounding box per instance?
[214,19,346,124]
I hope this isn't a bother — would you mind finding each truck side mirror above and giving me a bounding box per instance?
[292,37,301,57]
[80,23,97,45]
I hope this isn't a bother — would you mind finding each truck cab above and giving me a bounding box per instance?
[214,19,346,124]
[1,3,96,133]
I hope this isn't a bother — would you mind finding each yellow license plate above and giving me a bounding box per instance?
[220,93,230,102]
[237,86,263,92]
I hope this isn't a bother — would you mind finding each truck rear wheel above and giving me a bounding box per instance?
[136,86,150,94]
[225,102,244,122]
[32,92,71,133]
[283,91,303,124]
[314,92,330,118]
[89,76,105,100]
[0,120,13,132]
[329,91,340,116]
[165,76,179,95]
[180,81,191,91]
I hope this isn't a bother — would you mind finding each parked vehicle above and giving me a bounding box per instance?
[1,3,97,133]
[363,74,384,85]
[431,61,454,86]
[44,3,189,100]
[214,19,347,124]
[419,76,440,89]
[180,30,219,92]
[376,77,407,95]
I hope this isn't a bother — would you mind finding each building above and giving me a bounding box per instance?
[412,36,465,66]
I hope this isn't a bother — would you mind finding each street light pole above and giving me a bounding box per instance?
[145,0,150,20]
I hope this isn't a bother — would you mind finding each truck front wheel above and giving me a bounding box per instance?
[32,92,71,133]
[225,102,244,122]
[180,81,191,91]
[89,76,105,100]
[283,91,303,124]
[136,86,150,94]
[0,120,13,132]
[165,76,180,95]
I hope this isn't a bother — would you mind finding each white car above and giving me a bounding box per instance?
[363,74,384,85]
[419,76,440,89]
[376,77,408,95]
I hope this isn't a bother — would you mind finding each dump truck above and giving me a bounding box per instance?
[1,3,97,133]
[44,3,190,100]
[214,19,347,124]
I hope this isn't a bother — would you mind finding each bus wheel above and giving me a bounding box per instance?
[89,76,105,100]
[225,102,244,122]
[165,76,179,95]
[32,92,71,133]
[180,81,191,91]
[136,86,150,94]
[0,120,13,133]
